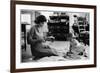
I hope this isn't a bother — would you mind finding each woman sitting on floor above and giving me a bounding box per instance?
[27,15,58,60]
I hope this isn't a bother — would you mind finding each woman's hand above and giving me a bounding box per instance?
[42,44,50,49]
[45,36,55,42]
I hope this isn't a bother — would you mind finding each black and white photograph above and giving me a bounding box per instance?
[21,10,90,62]
[11,1,96,72]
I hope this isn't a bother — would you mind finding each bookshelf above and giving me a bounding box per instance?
[48,14,69,41]
[77,17,89,45]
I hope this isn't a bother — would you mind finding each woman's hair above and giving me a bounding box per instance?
[34,15,47,24]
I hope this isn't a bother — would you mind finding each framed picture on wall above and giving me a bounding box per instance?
[11,0,97,73]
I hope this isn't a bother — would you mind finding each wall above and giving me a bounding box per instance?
[0,0,100,73]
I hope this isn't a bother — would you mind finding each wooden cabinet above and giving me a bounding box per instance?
[48,15,69,41]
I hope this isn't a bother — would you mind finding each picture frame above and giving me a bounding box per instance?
[11,0,97,73]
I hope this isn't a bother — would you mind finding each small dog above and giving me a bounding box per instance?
[66,33,88,59]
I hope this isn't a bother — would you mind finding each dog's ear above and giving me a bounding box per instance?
[75,39,81,46]
[71,39,78,46]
